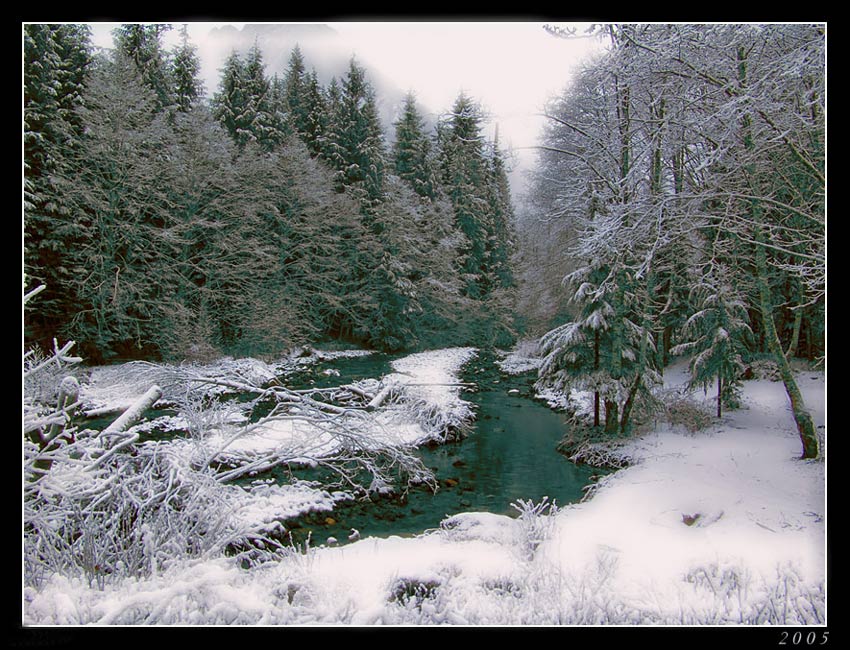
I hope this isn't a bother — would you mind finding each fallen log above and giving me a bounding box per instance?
[100,385,163,437]
[367,382,397,410]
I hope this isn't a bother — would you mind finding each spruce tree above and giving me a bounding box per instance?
[301,69,328,157]
[332,57,387,206]
[171,24,202,113]
[283,44,309,137]
[392,92,437,199]
[212,51,251,149]
[671,269,752,418]
[437,92,490,298]
[54,50,174,360]
[242,42,284,151]
[24,24,92,349]
[113,24,174,111]
[483,130,516,290]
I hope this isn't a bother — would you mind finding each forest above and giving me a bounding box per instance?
[22,23,825,626]
[518,24,824,457]
[24,24,517,364]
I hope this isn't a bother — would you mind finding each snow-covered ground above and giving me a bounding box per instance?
[23,352,826,625]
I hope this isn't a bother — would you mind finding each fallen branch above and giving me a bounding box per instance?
[367,381,398,410]
[100,385,163,437]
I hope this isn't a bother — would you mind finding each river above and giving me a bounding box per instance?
[263,349,605,547]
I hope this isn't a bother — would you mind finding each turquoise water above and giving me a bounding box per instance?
[271,351,603,546]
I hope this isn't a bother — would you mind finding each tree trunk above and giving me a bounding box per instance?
[755,233,818,458]
[593,329,600,427]
[785,279,804,358]
[716,374,722,418]
[101,385,163,437]
[738,44,818,459]
[620,373,641,434]
[604,399,619,435]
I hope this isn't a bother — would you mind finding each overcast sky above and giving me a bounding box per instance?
[87,21,605,199]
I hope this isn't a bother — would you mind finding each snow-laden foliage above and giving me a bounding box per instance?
[526,23,823,456]
[670,270,752,416]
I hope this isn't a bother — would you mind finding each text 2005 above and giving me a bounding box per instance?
[779,631,828,646]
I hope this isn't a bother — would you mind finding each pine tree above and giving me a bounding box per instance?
[437,92,490,298]
[212,51,251,149]
[242,42,284,151]
[54,50,175,360]
[331,57,387,206]
[483,129,515,290]
[320,76,345,168]
[24,24,92,349]
[283,44,309,137]
[301,69,328,157]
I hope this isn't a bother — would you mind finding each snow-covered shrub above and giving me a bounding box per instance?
[664,394,715,432]
[681,562,825,625]
[565,439,636,469]
[511,497,560,561]
[24,439,279,590]
[744,357,782,381]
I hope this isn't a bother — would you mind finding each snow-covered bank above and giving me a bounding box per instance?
[24,361,826,625]
[77,348,376,414]
[24,347,480,600]
[179,347,477,469]
[495,339,542,375]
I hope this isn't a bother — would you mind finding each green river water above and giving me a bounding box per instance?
[260,350,604,547]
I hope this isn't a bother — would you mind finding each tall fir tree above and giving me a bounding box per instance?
[437,92,490,298]
[283,44,309,137]
[113,24,174,111]
[212,51,251,149]
[331,57,387,206]
[24,23,92,349]
[301,69,328,157]
[171,24,203,113]
[242,42,284,151]
[392,92,437,199]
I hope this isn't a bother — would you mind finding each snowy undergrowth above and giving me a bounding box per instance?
[24,346,479,612]
[495,339,542,375]
[24,349,825,625]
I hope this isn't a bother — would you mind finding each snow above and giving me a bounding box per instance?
[23,350,826,625]
[77,349,374,414]
[495,339,543,375]
[230,480,352,534]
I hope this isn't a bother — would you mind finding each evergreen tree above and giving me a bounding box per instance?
[283,44,309,137]
[54,50,174,360]
[331,58,387,206]
[113,24,174,111]
[392,92,437,199]
[171,24,202,113]
[483,130,516,290]
[437,92,490,298]
[242,42,285,151]
[671,269,752,418]
[24,24,92,349]
[212,51,251,149]
[301,69,328,157]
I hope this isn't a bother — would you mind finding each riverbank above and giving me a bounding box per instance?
[24,347,825,624]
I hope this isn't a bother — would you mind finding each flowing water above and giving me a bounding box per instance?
[267,350,605,547]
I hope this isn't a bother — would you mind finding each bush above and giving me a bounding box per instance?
[665,396,715,432]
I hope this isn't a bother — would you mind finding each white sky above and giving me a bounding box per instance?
[86,21,605,198]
